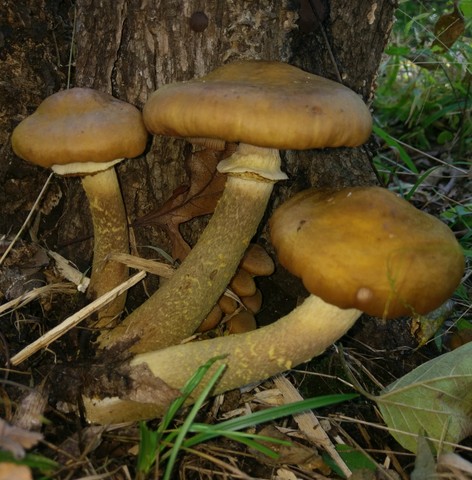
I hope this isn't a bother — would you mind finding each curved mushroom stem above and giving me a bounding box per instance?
[84,295,361,424]
[98,144,285,353]
[81,168,129,328]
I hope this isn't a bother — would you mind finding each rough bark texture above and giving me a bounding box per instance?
[1,0,397,308]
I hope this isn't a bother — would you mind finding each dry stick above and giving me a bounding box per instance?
[10,271,146,366]
[107,252,175,278]
[109,252,239,303]
[0,283,77,317]
[272,374,352,478]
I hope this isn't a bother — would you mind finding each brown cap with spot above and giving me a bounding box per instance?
[143,61,372,150]
[269,186,465,318]
[12,88,148,174]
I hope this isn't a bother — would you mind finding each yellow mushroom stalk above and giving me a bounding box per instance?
[84,295,361,424]
[99,60,373,354]
[83,186,464,424]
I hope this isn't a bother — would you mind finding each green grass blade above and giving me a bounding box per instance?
[185,393,358,447]
[403,166,439,200]
[373,125,419,173]
[136,422,159,474]
[156,354,227,447]
[162,362,227,480]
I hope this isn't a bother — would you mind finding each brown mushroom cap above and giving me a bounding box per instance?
[196,304,223,333]
[226,311,257,334]
[241,288,263,314]
[239,243,275,277]
[143,61,372,150]
[12,87,148,172]
[270,186,465,317]
[218,294,238,315]
[229,268,257,298]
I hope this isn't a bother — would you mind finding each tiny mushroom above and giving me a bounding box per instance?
[226,310,257,334]
[11,88,148,326]
[83,186,464,424]
[239,243,275,277]
[99,60,372,354]
[229,268,257,298]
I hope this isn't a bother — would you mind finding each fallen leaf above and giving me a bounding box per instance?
[0,418,42,459]
[251,425,330,474]
[437,452,472,477]
[432,4,465,52]
[133,146,227,261]
[410,435,439,480]
[0,462,32,480]
[375,342,472,453]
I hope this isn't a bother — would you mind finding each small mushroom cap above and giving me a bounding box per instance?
[241,288,263,314]
[226,311,257,334]
[196,304,223,333]
[12,88,148,172]
[143,61,372,150]
[239,243,275,277]
[270,187,465,318]
[218,294,238,315]
[229,268,257,298]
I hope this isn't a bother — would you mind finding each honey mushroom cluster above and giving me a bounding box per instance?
[197,243,275,335]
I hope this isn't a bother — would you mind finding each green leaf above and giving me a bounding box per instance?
[384,45,411,56]
[410,435,439,480]
[375,343,472,453]
[323,444,377,478]
[460,0,472,18]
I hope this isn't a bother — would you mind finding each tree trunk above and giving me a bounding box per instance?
[1,0,397,311]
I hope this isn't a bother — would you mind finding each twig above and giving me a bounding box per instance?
[0,283,77,317]
[273,374,352,478]
[10,270,146,366]
[107,252,175,278]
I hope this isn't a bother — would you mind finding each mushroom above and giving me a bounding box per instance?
[83,186,464,423]
[239,243,275,277]
[99,60,372,353]
[226,310,257,334]
[241,288,263,314]
[11,88,148,326]
[270,186,465,317]
[196,304,223,333]
[229,268,257,298]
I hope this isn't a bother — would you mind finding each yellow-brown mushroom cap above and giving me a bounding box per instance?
[270,187,465,318]
[143,61,372,150]
[12,88,148,171]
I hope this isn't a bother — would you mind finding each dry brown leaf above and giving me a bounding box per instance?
[432,3,465,51]
[0,418,42,459]
[251,425,330,475]
[0,462,32,480]
[133,146,227,261]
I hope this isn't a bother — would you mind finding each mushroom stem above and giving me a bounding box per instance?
[98,144,284,353]
[84,295,361,424]
[81,168,129,327]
